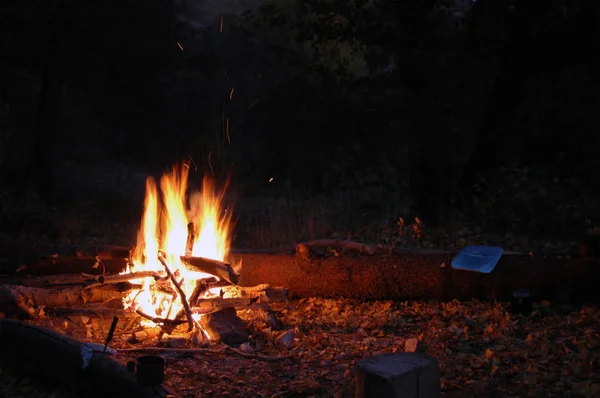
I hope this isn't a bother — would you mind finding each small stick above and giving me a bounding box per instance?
[224,345,292,362]
[118,347,221,354]
[102,316,119,355]
[117,346,292,362]
[157,251,194,331]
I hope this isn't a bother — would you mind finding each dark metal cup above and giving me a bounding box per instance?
[128,355,166,386]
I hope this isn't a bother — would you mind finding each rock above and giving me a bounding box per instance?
[404,337,426,353]
[199,308,249,344]
[275,329,295,348]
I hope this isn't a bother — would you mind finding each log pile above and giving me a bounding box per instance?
[0,243,291,394]
[0,245,289,344]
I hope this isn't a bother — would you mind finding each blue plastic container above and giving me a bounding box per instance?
[451,245,504,274]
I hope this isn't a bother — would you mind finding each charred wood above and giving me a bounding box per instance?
[181,255,239,285]
[158,252,194,331]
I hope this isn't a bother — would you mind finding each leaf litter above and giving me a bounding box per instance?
[11,298,600,397]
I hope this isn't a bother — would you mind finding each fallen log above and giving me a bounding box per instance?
[0,318,177,398]
[181,255,239,285]
[9,248,600,302]
[0,284,127,317]
[233,252,600,302]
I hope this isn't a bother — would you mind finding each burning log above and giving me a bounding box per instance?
[192,298,270,315]
[186,222,195,257]
[44,305,134,319]
[0,284,126,317]
[82,271,166,285]
[0,318,178,398]
[181,255,239,285]
[220,285,289,302]
[157,251,194,331]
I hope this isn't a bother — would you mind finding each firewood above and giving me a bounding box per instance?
[82,271,166,285]
[180,255,239,285]
[175,278,214,320]
[0,284,125,317]
[44,305,134,318]
[296,239,375,256]
[186,222,195,257]
[220,285,289,301]
[0,318,178,398]
[356,353,441,398]
[0,273,96,287]
[14,255,128,276]
[192,298,270,315]
[158,252,194,331]
[129,326,162,343]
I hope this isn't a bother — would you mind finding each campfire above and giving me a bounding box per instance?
[0,163,287,350]
[117,164,286,343]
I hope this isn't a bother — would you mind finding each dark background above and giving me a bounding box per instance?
[1,0,599,249]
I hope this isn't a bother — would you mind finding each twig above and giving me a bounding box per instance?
[118,347,221,354]
[117,346,292,362]
[223,345,292,362]
[158,251,194,331]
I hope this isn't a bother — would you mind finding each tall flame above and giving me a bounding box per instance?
[123,164,233,324]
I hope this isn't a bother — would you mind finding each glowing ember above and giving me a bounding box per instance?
[123,164,233,327]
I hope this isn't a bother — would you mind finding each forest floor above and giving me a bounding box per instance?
[2,298,599,397]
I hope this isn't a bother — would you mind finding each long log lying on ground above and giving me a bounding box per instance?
[0,318,177,398]
[233,252,600,302]
[5,247,600,302]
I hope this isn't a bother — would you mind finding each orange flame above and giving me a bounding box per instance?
[123,164,233,326]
